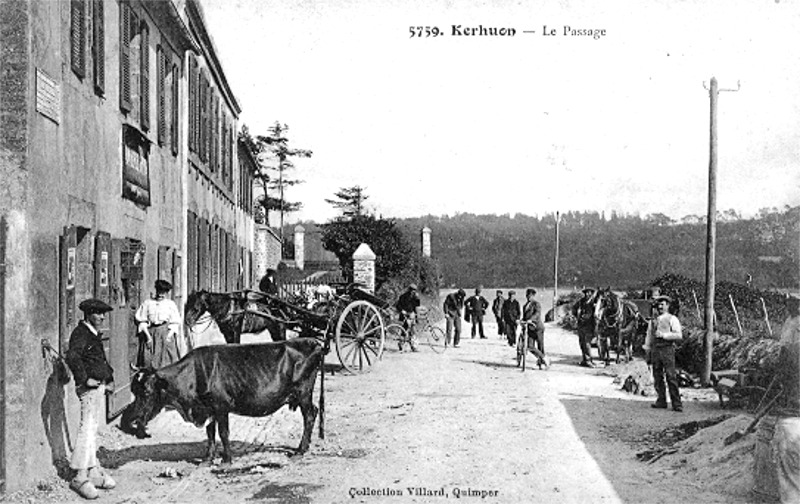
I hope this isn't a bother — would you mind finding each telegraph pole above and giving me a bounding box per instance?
[702,77,739,386]
[553,211,560,321]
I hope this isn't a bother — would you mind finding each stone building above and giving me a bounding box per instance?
[0,0,256,492]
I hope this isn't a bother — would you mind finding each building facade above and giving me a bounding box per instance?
[0,0,256,492]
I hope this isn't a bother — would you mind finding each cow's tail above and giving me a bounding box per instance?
[294,343,326,439]
[318,345,325,440]
[318,337,330,440]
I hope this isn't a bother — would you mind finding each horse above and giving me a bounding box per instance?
[593,288,640,365]
[184,290,287,344]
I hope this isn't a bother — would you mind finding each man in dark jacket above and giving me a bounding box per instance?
[65,298,117,499]
[571,288,597,367]
[395,284,421,351]
[259,268,279,295]
[502,291,521,346]
[443,289,466,347]
[522,288,551,369]
[465,287,490,339]
[492,290,505,338]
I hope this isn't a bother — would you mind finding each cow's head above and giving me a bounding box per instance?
[120,367,169,437]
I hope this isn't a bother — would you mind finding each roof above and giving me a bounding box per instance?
[183,0,242,116]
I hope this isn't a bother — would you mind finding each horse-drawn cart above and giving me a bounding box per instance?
[185,284,390,374]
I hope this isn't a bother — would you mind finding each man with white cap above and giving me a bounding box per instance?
[65,298,117,499]
[643,295,683,412]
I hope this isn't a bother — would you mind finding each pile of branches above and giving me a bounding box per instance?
[651,273,790,382]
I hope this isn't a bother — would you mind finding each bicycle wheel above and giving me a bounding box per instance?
[426,326,447,353]
[516,329,524,367]
[385,323,407,354]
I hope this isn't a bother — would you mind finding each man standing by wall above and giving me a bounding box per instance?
[492,290,505,339]
[444,289,466,348]
[466,287,489,339]
[65,299,117,499]
[643,295,683,412]
[502,291,521,347]
[571,288,597,367]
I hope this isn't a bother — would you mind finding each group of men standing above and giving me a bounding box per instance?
[440,287,550,368]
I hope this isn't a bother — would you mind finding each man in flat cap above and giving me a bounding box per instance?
[492,290,506,339]
[502,291,521,347]
[465,287,489,339]
[443,288,466,348]
[571,288,598,367]
[65,298,116,499]
[135,279,182,368]
[643,295,684,412]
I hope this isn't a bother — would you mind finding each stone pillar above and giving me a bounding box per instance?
[294,225,305,270]
[254,224,269,281]
[352,243,376,293]
[421,226,431,257]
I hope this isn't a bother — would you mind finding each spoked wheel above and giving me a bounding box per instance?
[426,326,447,353]
[335,300,386,373]
[385,323,407,354]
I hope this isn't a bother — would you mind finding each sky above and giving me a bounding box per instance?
[199,0,800,224]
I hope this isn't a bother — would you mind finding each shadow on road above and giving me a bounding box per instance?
[98,439,297,469]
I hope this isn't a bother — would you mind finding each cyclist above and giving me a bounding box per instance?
[395,284,421,351]
[522,288,551,369]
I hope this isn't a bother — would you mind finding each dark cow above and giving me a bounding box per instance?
[121,338,323,463]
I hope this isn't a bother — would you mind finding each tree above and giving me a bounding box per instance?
[320,215,414,291]
[325,185,369,219]
[250,122,312,241]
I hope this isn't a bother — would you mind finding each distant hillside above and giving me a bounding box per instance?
[396,207,799,290]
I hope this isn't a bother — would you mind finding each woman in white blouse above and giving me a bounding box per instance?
[135,279,182,368]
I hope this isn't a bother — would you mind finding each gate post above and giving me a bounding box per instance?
[421,226,431,257]
[352,243,376,293]
[294,225,305,271]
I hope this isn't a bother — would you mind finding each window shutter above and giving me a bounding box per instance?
[92,0,104,93]
[70,0,86,78]
[140,21,150,131]
[171,62,179,156]
[201,74,208,162]
[119,1,131,112]
[188,56,196,153]
[156,44,165,146]
[212,95,219,174]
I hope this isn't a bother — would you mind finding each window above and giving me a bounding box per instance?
[70,0,87,78]
[92,0,104,93]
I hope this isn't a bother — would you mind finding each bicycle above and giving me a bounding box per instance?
[386,307,446,353]
[516,320,550,371]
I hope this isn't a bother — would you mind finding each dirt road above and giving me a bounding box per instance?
[9,320,758,504]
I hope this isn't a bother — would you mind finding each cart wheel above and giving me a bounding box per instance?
[336,300,386,373]
[426,326,446,353]
[385,323,407,354]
